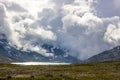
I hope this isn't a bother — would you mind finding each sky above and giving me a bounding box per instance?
[0,0,120,60]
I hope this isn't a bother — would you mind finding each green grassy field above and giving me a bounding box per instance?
[0,61,120,80]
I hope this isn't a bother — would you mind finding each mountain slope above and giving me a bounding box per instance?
[86,46,120,62]
[0,34,79,63]
[0,54,16,62]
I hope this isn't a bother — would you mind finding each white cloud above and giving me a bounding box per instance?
[29,27,56,41]
[0,0,120,60]
[104,23,120,45]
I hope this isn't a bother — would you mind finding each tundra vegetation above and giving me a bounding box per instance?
[0,61,120,80]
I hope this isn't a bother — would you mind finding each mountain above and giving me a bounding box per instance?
[0,34,79,63]
[86,46,120,62]
[0,54,16,62]
[1,33,120,63]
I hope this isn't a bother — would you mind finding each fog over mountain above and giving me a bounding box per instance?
[0,0,120,60]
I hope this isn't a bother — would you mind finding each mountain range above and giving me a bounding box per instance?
[0,33,120,63]
[0,34,78,63]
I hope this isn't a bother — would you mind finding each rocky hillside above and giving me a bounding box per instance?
[86,46,120,62]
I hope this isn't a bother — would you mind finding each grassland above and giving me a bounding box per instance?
[0,61,120,80]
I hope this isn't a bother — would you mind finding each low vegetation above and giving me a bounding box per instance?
[0,61,120,80]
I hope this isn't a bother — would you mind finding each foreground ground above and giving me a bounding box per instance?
[0,61,120,80]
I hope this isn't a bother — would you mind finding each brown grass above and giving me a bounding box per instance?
[0,61,120,80]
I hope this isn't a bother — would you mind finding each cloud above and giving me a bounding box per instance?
[0,0,120,60]
[104,22,120,45]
